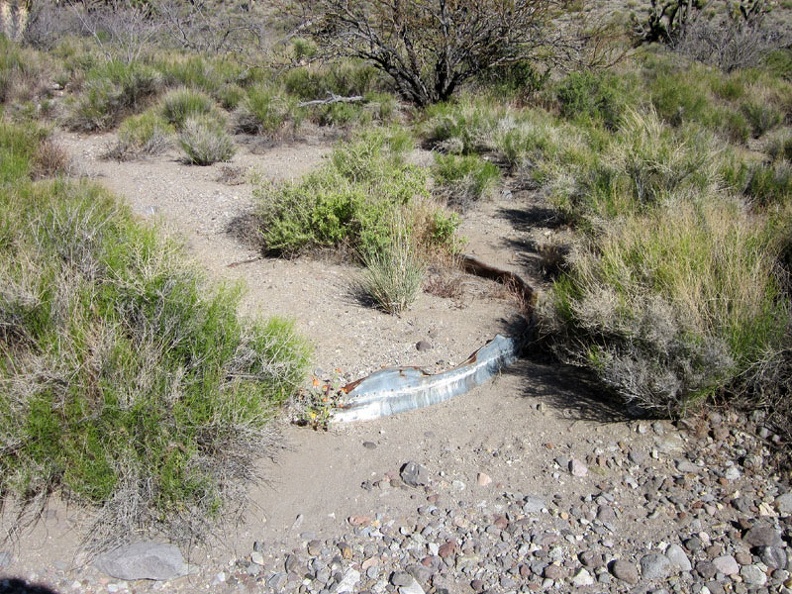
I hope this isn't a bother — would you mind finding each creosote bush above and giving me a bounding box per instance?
[0,120,310,544]
[255,129,455,258]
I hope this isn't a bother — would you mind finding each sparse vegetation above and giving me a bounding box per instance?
[0,119,309,545]
[3,0,792,543]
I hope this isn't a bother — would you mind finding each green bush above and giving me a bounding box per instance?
[160,87,218,130]
[0,36,50,105]
[104,110,175,160]
[432,153,500,208]
[178,114,236,165]
[255,128,452,258]
[64,60,163,131]
[233,84,303,136]
[741,100,784,138]
[281,60,380,101]
[555,71,629,130]
[539,199,788,415]
[0,121,310,541]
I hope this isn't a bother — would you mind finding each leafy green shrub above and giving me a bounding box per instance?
[0,121,310,542]
[432,153,500,209]
[359,218,425,314]
[555,71,629,130]
[233,84,303,136]
[160,87,218,130]
[256,129,449,257]
[64,60,163,131]
[281,60,380,100]
[178,114,236,165]
[104,110,175,160]
[539,199,788,416]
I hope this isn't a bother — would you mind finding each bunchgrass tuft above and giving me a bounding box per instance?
[359,217,425,315]
[103,109,175,161]
[431,153,500,209]
[178,114,236,165]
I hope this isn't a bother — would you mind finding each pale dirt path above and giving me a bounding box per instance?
[2,130,684,592]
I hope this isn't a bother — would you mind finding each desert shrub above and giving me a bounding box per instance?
[64,59,163,131]
[476,60,549,100]
[539,198,788,416]
[0,121,310,543]
[549,109,721,224]
[420,97,505,155]
[0,36,51,105]
[255,128,454,258]
[160,87,218,130]
[233,84,303,136]
[555,70,630,130]
[647,65,711,127]
[178,114,236,165]
[359,217,425,314]
[741,99,784,138]
[156,54,253,97]
[281,60,381,101]
[104,110,175,160]
[432,153,500,209]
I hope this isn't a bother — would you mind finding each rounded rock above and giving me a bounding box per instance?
[611,560,640,585]
[641,553,674,580]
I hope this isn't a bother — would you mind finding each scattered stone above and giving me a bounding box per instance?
[400,461,430,487]
[740,564,768,586]
[611,560,640,585]
[569,459,588,477]
[775,492,792,515]
[666,544,692,572]
[523,496,546,514]
[363,441,377,450]
[572,568,595,587]
[712,555,740,576]
[250,551,264,566]
[416,341,433,352]
[476,472,492,487]
[744,524,783,548]
[758,545,787,569]
[94,542,187,581]
[307,540,323,556]
[641,552,674,580]
[336,568,361,593]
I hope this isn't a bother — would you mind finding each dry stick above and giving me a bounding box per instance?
[297,93,365,107]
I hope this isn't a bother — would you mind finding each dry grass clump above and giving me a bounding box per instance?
[358,217,426,315]
[540,197,787,416]
[178,114,235,165]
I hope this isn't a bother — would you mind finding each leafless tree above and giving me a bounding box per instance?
[287,0,568,106]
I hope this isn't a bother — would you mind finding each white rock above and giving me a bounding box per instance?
[337,568,361,593]
[572,568,595,587]
[666,544,692,572]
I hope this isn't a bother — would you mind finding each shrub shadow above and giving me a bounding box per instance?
[503,347,631,424]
